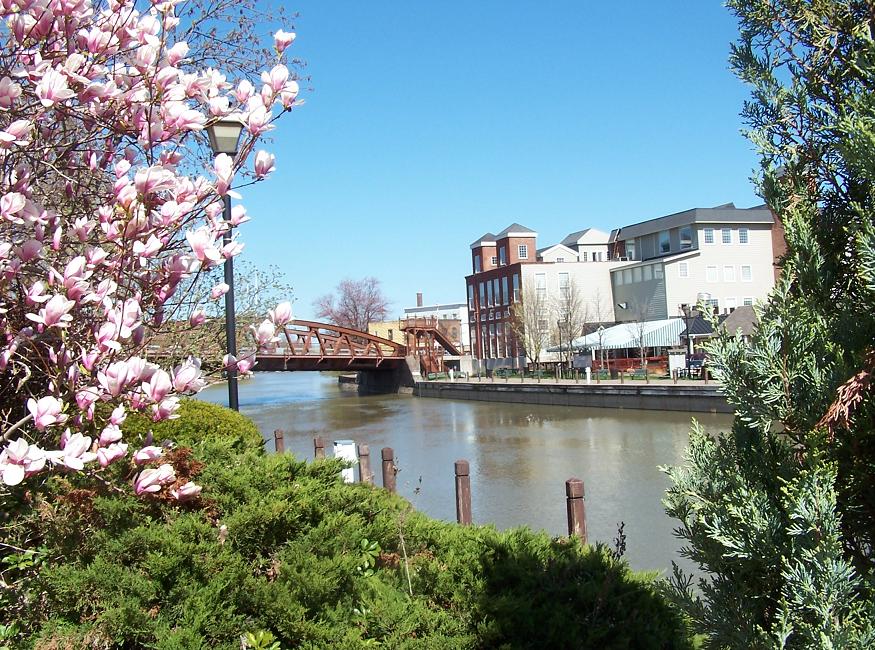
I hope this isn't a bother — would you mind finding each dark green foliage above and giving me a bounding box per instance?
[663,1,875,647]
[124,398,265,452]
[2,406,690,649]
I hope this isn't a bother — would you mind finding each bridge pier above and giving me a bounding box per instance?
[357,356,419,395]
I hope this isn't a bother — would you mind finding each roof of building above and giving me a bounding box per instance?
[560,229,591,246]
[469,232,497,249]
[616,203,773,241]
[536,243,578,257]
[497,223,537,237]
[681,312,730,338]
[556,318,687,351]
[720,305,757,336]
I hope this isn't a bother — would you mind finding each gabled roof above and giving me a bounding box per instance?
[469,232,497,249]
[536,243,578,257]
[720,305,757,336]
[497,223,537,237]
[561,229,591,246]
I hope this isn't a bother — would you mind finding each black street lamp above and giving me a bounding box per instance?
[206,116,244,411]
[679,303,694,375]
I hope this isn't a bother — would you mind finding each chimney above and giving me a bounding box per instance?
[416,292,423,307]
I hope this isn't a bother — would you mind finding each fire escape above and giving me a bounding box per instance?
[399,317,462,375]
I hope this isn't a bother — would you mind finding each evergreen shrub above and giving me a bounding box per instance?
[2,405,690,649]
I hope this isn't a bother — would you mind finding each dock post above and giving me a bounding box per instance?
[672,369,678,384]
[314,436,325,459]
[455,460,472,525]
[273,430,285,453]
[381,447,396,493]
[565,478,587,543]
[358,444,372,484]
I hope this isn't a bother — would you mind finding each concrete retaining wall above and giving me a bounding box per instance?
[415,380,731,413]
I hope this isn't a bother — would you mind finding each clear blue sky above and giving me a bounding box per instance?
[238,1,761,319]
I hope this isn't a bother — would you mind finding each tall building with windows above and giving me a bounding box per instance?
[466,224,621,367]
[607,203,782,322]
[464,203,784,365]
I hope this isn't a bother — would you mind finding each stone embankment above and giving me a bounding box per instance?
[415,378,730,413]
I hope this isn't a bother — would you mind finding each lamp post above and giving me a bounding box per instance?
[206,116,245,411]
[556,319,563,379]
[679,303,693,375]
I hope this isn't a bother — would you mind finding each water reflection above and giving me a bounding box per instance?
[199,372,731,573]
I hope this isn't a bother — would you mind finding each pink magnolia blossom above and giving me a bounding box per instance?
[99,423,123,446]
[134,446,164,465]
[36,67,76,107]
[134,463,176,495]
[152,396,180,421]
[0,76,22,108]
[97,443,128,468]
[214,153,234,196]
[172,357,206,393]
[0,438,45,486]
[26,294,75,328]
[185,227,222,264]
[142,368,172,402]
[273,30,296,53]
[171,480,202,501]
[27,396,67,430]
[254,151,275,179]
[53,432,97,471]
[269,301,293,326]
[210,282,229,299]
[251,319,277,348]
[189,310,206,326]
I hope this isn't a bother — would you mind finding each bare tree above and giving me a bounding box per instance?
[586,288,611,371]
[551,277,589,370]
[509,279,550,371]
[314,277,390,332]
[624,301,652,371]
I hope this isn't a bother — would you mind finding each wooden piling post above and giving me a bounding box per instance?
[381,447,396,492]
[672,369,678,384]
[455,460,472,525]
[273,430,285,453]
[565,478,587,543]
[314,436,325,459]
[358,444,372,484]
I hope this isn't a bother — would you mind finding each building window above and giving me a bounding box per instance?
[474,254,481,272]
[722,227,732,244]
[597,251,603,261]
[704,298,719,311]
[556,257,565,263]
[581,251,588,262]
[480,312,486,321]
[626,239,636,260]
[537,319,548,332]
[679,262,689,278]
[703,227,714,244]
[493,278,500,305]
[535,273,546,298]
[501,276,509,305]
[499,246,507,265]
[487,281,493,306]
[680,226,693,250]
[725,297,737,311]
[496,322,502,336]
[512,273,520,301]
[490,256,498,266]
[468,284,474,309]
[738,227,749,244]
[558,272,569,298]
[479,282,485,307]
[706,265,718,282]
[387,329,393,340]
[659,230,670,254]
[723,265,736,282]
[741,265,752,282]
[518,244,528,259]
[743,297,754,306]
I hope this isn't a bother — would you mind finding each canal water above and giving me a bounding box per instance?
[198,372,732,573]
